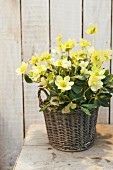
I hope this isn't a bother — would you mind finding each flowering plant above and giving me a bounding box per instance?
[16,24,113,115]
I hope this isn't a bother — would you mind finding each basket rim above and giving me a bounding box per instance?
[44,107,99,115]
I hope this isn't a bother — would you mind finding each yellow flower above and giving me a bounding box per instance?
[56,34,62,43]
[80,68,88,75]
[91,50,112,66]
[47,72,54,83]
[55,76,74,91]
[57,43,64,51]
[88,66,106,91]
[78,39,91,47]
[103,49,112,61]
[31,66,40,81]
[86,23,98,34]
[62,59,71,68]
[16,61,28,75]
[56,58,71,68]
[91,50,105,67]
[40,52,52,61]
[63,39,75,51]
[37,65,47,74]
[29,55,39,65]
[31,65,47,81]
[72,57,77,64]
[71,50,87,60]
[89,66,105,80]
[56,59,63,67]
[79,61,88,68]
[88,75,103,91]
[51,49,60,57]
[40,77,47,86]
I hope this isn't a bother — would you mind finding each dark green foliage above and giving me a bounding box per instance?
[72,85,82,93]
[24,74,33,83]
[81,104,97,109]
[80,107,91,115]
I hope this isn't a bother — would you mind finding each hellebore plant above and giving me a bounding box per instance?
[16,24,113,115]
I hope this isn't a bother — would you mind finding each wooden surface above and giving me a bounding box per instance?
[111,0,113,124]
[0,0,23,169]
[21,0,49,131]
[14,124,113,170]
[51,0,82,46]
[84,0,111,124]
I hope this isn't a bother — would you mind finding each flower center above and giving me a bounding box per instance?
[82,63,86,67]
[59,81,67,87]
[58,60,62,66]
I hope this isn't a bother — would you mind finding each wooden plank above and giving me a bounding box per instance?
[14,124,113,170]
[51,0,82,46]
[0,0,23,169]
[110,1,113,124]
[25,124,48,146]
[84,0,111,124]
[21,0,49,131]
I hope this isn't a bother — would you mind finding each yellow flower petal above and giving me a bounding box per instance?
[56,34,62,43]
[64,76,70,82]
[86,23,98,34]
[16,61,28,75]
[29,55,39,65]
[78,39,91,47]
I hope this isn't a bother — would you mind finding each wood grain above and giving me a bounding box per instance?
[0,0,23,169]
[84,0,111,124]
[21,0,49,131]
[14,124,113,170]
[111,0,113,124]
[51,0,82,47]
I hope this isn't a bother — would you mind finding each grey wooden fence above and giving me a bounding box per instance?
[0,0,113,169]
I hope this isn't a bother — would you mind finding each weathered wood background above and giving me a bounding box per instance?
[0,0,113,169]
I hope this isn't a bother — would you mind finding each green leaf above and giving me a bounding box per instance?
[51,83,57,89]
[80,107,91,115]
[46,68,52,73]
[69,90,76,100]
[106,87,113,93]
[39,103,50,112]
[106,84,113,89]
[94,99,100,107]
[50,91,58,97]
[71,92,86,103]
[81,104,98,109]
[72,85,82,94]
[98,99,109,107]
[103,75,113,85]
[98,93,112,102]
[57,103,69,110]
[24,74,33,83]
[104,69,109,76]
[85,89,93,99]
[71,66,75,76]
[74,81,86,89]
[60,94,70,101]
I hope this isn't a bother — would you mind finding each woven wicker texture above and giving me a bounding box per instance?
[43,109,98,152]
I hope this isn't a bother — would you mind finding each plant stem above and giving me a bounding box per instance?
[88,96,95,104]
[84,87,90,95]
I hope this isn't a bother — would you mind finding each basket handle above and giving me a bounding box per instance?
[38,88,49,107]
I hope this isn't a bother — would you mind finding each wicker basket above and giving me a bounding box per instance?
[38,89,98,152]
[43,108,98,152]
